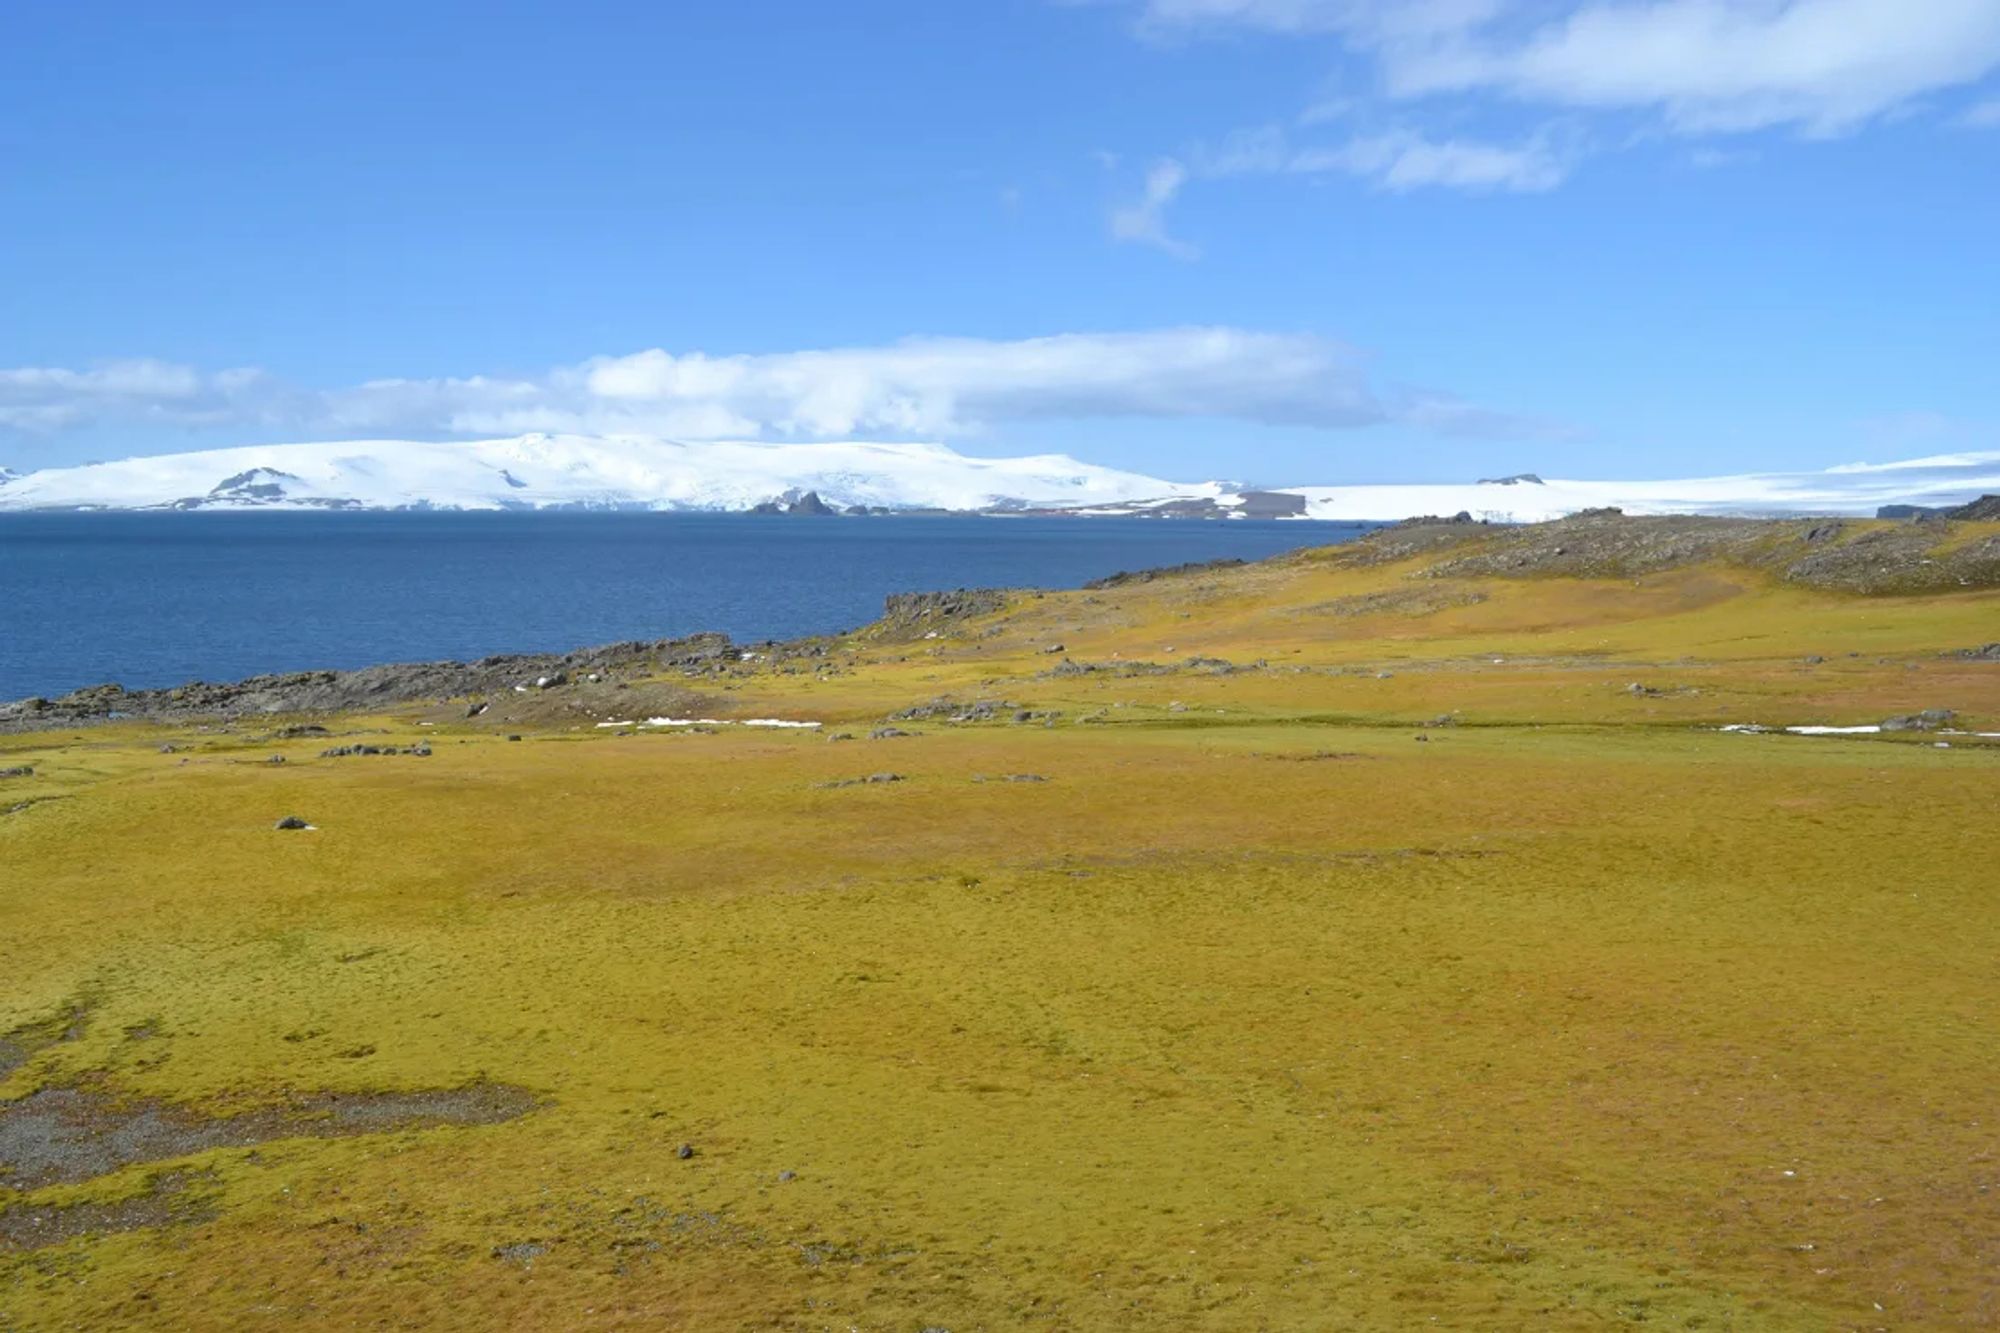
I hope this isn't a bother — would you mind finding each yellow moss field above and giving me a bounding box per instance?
[2,545,1997,1330]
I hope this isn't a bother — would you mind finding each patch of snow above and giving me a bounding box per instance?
[1786,725,1882,735]
[740,719,822,728]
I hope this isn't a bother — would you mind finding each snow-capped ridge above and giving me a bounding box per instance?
[0,435,1219,514]
[1,436,1997,520]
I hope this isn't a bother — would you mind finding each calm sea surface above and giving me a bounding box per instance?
[0,512,1371,699]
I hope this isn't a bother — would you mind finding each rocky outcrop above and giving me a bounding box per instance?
[1083,558,1246,590]
[0,633,736,731]
[1945,494,2000,521]
[1876,494,2000,521]
[869,588,1012,637]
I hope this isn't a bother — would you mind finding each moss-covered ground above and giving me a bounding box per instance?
[3,536,1997,1330]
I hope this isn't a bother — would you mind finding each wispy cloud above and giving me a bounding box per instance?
[1201,122,1578,191]
[1109,158,1200,258]
[1385,0,2000,137]
[0,329,1571,447]
[1959,97,2000,128]
[1126,0,2000,138]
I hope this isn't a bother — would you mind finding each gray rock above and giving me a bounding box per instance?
[274,816,311,830]
[1881,709,1956,732]
[0,766,31,779]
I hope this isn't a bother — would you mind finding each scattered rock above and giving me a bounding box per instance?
[1042,644,1066,654]
[777,1170,797,1182]
[274,816,311,830]
[870,727,915,740]
[0,766,31,779]
[492,1241,549,1268]
[816,772,906,789]
[676,1143,695,1160]
[1880,709,1956,732]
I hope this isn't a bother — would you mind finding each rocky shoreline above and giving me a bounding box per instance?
[6,508,1998,733]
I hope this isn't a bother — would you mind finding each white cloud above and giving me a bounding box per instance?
[1135,0,1502,39]
[0,360,283,432]
[1109,158,1200,257]
[1129,0,2000,138]
[0,329,1569,445]
[1960,97,2000,127]
[1396,0,2000,136]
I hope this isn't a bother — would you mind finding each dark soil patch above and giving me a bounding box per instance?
[0,1169,217,1252]
[0,1084,540,1190]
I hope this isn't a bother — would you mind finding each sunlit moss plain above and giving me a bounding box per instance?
[3,525,1997,1331]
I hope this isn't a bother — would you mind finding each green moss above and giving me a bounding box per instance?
[2,554,1996,1329]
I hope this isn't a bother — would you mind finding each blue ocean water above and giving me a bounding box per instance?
[0,512,1371,699]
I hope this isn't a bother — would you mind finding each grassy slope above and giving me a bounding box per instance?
[2,533,1997,1331]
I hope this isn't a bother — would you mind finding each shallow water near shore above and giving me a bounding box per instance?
[0,512,1369,699]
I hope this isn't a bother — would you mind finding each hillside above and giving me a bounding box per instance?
[3,512,1998,1330]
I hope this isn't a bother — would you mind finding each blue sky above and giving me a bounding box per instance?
[3,0,1997,485]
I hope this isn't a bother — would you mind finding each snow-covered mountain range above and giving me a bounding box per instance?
[0,434,1995,522]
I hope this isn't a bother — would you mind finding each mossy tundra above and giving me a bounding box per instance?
[3,515,1997,1330]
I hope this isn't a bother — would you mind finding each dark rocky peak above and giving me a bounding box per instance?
[209,467,302,500]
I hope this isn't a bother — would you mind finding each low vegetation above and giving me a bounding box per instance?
[3,513,1996,1329]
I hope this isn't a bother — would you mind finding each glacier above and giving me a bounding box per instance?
[0,433,1995,521]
